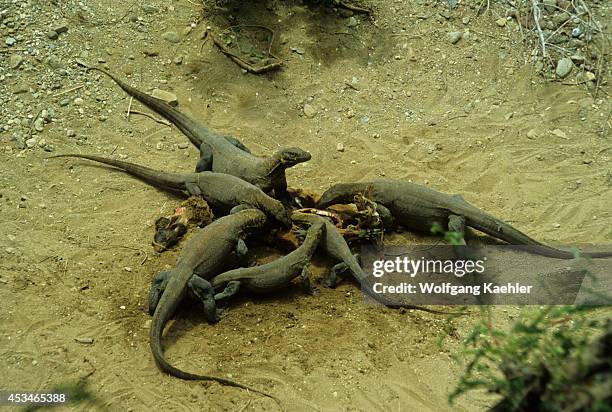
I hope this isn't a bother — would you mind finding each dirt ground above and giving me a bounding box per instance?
[1,0,610,410]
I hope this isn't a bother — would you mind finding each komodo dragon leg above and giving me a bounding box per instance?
[149,270,171,315]
[224,136,251,153]
[195,142,213,173]
[375,203,394,229]
[300,265,315,295]
[326,254,360,288]
[188,275,219,323]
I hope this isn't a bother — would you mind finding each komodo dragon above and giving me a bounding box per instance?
[146,208,276,400]
[206,219,325,302]
[49,154,291,227]
[89,67,311,198]
[316,180,612,259]
[291,212,461,314]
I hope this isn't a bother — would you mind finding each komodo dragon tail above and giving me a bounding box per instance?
[89,67,204,149]
[149,310,279,403]
[49,154,188,193]
[466,211,612,259]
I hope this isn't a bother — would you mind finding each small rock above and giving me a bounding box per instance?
[550,128,567,139]
[47,30,59,40]
[54,24,69,34]
[46,56,63,69]
[5,37,16,46]
[66,129,76,137]
[25,138,37,148]
[151,89,178,107]
[34,118,44,132]
[339,9,354,18]
[75,337,94,344]
[73,97,84,105]
[448,31,462,44]
[177,142,189,149]
[555,57,573,78]
[43,144,55,152]
[553,223,561,228]
[162,31,181,43]
[142,4,159,13]
[526,129,538,139]
[303,104,316,118]
[10,54,24,69]
[462,17,470,24]
[174,56,183,65]
[347,17,359,28]
[570,53,585,63]
[582,159,593,165]
[59,98,70,107]
[11,134,26,149]
[495,17,507,27]
[576,71,596,83]
[143,319,152,328]
[143,48,159,57]
[336,143,345,152]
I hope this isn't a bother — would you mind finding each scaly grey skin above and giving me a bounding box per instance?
[89,67,311,198]
[316,180,612,259]
[147,209,277,401]
[208,219,325,301]
[291,212,461,315]
[49,154,291,227]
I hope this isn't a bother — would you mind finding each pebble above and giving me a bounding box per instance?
[25,138,37,148]
[75,337,94,344]
[34,118,44,132]
[555,57,573,78]
[73,97,84,105]
[448,31,462,44]
[143,48,159,57]
[553,223,561,228]
[142,4,159,13]
[46,56,63,69]
[5,37,16,46]
[495,17,507,27]
[151,89,178,106]
[347,17,359,28]
[59,98,70,107]
[66,129,76,137]
[336,142,345,152]
[526,129,538,139]
[162,31,181,43]
[177,142,189,149]
[303,104,317,118]
[54,24,69,34]
[9,54,23,69]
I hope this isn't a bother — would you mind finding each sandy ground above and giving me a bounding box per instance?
[1,0,610,410]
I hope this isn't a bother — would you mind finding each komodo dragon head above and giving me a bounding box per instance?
[275,147,312,167]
